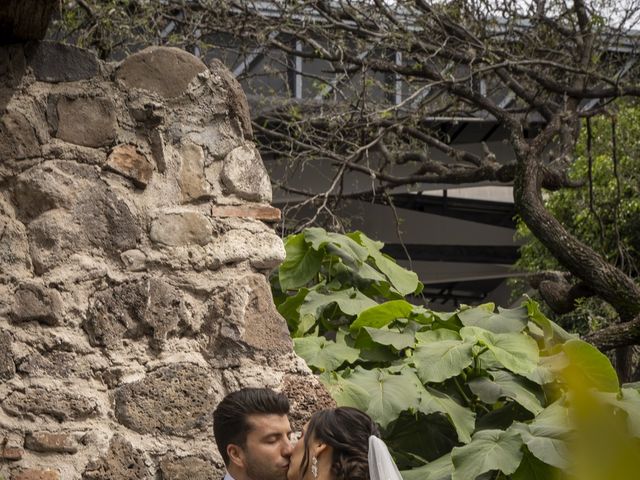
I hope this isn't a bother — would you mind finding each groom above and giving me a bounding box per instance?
[213,387,294,480]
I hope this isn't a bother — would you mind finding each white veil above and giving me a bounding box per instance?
[368,435,403,480]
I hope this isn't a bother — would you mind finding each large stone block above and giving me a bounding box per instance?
[280,373,336,432]
[83,435,150,480]
[26,41,98,83]
[26,208,82,275]
[170,122,240,161]
[17,350,105,379]
[179,141,209,202]
[114,363,222,436]
[10,283,63,325]
[0,109,40,160]
[25,431,79,454]
[84,278,185,349]
[206,274,291,355]
[105,144,154,188]
[0,329,15,381]
[12,469,60,480]
[210,226,285,269]
[54,96,116,147]
[149,211,213,247]
[220,143,272,202]
[159,455,220,480]
[2,385,99,421]
[116,47,207,99]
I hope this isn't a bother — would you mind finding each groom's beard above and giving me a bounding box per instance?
[244,451,289,480]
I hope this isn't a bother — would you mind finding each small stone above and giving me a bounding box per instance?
[179,141,209,202]
[210,227,285,269]
[105,145,153,188]
[0,446,22,461]
[55,96,116,147]
[184,123,239,161]
[149,211,213,247]
[2,385,99,421]
[159,455,220,480]
[116,46,207,99]
[149,129,167,173]
[13,469,60,480]
[11,283,64,326]
[82,435,150,480]
[0,110,40,160]
[0,329,15,381]
[0,211,31,274]
[114,363,222,436]
[26,41,98,83]
[221,143,272,202]
[25,432,79,454]
[120,249,146,271]
[211,205,281,222]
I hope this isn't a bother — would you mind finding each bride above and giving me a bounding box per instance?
[287,407,402,480]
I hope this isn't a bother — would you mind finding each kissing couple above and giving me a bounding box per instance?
[214,387,403,480]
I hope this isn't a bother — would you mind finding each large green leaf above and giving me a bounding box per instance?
[413,334,475,383]
[347,367,421,428]
[304,227,369,262]
[561,339,619,393]
[451,429,524,480]
[278,234,323,290]
[349,231,421,296]
[419,385,476,444]
[401,453,453,480]
[511,401,572,469]
[461,326,539,376]
[468,370,544,415]
[358,326,415,351]
[595,387,640,437]
[524,297,575,350]
[299,288,377,320]
[512,449,557,480]
[276,288,308,334]
[350,299,414,331]
[319,371,370,410]
[458,304,529,333]
[293,336,360,372]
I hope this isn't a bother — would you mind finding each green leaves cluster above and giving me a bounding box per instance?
[272,228,640,479]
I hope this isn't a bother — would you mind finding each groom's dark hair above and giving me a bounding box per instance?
[213,387,290,465]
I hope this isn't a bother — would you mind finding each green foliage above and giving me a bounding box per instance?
[516,104,640,331]
[272,228,640,479]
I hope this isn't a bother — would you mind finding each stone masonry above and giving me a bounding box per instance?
[0,42,334,479]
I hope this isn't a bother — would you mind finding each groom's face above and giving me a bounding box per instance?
[239,413,293,480]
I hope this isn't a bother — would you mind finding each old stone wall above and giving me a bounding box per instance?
[0,42,333,479]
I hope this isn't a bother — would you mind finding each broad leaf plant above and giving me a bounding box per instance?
[271,228,640,480]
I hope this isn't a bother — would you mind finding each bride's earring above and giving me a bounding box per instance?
[311,456,319,479]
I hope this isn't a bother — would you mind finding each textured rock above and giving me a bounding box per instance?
[10,283,63,325]
[115,363,222,436]
[206,274,291,355]
[105,144,153,187]
[209,58,253,138]
[0,446,22,460]
[183,123,240,160]
[13,469,60,480]
[120,249,146,271]
[27,208,82,275]
[84,278,185,349]
[179,141,209,201]
[0,109,40,159]
[82,435,151,480]
[55,96,116,147]
[26,41,98,83]
[0,329,15,381]
[221,143,272,202]
[25,432,79,454]
[280,373,336,432]
[211,227,285,269]
[2,385,98,421]
[159,455,219,480]
[211,205,281,222]
[0,211,31,274]
[0,44,26,87]
[17,351,104,379]
[116,46,207,99]
[149,129,167,172]
[149,211,213,247]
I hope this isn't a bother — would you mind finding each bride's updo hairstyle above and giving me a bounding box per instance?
[299,407,380,480]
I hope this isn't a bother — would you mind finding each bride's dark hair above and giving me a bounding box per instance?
[298,407,380,480]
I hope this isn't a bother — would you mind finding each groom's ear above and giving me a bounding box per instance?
[227,444,245,469]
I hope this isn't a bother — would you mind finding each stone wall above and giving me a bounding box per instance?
[0,42,333,479]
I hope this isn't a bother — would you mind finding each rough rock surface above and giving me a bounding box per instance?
[0,43,329,478]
